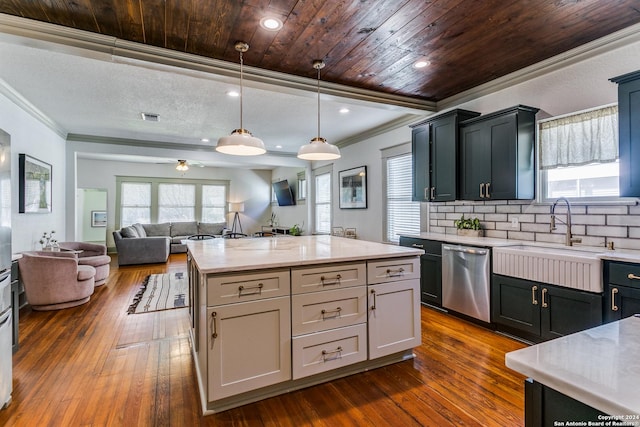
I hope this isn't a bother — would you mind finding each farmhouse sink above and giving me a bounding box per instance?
[493,244,603,292]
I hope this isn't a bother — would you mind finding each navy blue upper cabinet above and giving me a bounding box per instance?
[611,71,640,197]
[459,105,539,201]
[411,109,480,202]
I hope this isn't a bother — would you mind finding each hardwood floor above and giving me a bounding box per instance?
[1,254,527,426]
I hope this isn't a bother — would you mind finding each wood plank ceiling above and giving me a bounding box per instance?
[1,0,640,102]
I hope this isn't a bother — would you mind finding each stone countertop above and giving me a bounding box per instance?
[186,235,424,274]
[505,315,640,416]
[401,232,640,263]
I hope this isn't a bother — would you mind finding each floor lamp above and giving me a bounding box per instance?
[229,202,244,236]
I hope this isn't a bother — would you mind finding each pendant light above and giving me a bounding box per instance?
[297,60,341,161]
[216,42,266,156]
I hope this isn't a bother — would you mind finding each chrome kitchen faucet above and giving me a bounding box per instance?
[550,197,582,246]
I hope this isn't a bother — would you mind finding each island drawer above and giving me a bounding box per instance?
[291,262,366,295]
[292,323,367,380]
[292,286,367,336]
[607,261,640,288]
[207,269,291,306]
[367,257,420,285]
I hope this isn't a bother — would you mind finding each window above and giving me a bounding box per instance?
[202,185,226,223]
[120,182,151,227]
[158,183,195,223]
[383,147,420,243]
[539,104,619,201]
[116,177,228,227]
[314,168,332,234]
[297,171,306,201]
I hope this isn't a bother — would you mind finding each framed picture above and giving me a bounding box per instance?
[19,154,52,214]
[339,166,367,209]
[91,210,107,227]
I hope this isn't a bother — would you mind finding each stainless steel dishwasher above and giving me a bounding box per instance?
[441,244,490,323]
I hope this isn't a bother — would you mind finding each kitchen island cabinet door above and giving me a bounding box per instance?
[492,275,541,338]
[605,284,640,322]
[368,279,421,359]
[540,285,602,341]
[207,296,291,401]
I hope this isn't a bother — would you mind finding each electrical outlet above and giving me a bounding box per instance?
[511,217,519,228]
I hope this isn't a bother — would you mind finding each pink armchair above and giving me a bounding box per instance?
[58,242,111,286]
[17,251,96,311]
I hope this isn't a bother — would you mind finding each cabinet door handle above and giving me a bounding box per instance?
[485,182,491,198]
[370,289,377,310]
[424,187,429,200]
[541,288,548,308]
[430,187,435,200]
[479,183,485,198]
[386,267,405,277]
[627,273,640,280]
[320,274,342,286]
[411,243,424,249]
[238,283,263,296]
[210,311,218,348]
[321,346,343,361]
[611,288,619,311]
[321,307,342,319]
[531,285,538,305]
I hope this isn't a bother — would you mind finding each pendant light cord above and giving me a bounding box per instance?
[317,66,321,139]
[239,50,244,131]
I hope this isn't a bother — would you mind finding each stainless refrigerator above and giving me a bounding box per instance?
[0,129,12,409]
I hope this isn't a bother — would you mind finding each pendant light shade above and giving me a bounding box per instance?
[297,60,341,161]
[216,42,266,156]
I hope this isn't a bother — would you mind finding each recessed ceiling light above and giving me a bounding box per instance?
[275,145,283,149]
[226,90,239,97]
[339,108,350,114]
[414,60,430,69]
[201,138,210,143]
[260,17,283,31]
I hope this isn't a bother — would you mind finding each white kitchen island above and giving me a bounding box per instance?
[186,235,423,414]
[506,315,640,425]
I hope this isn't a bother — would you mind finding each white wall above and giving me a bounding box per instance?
[76,157,272,247]
[0,91,67,253]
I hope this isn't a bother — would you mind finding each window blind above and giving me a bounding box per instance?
[386,153,420,243]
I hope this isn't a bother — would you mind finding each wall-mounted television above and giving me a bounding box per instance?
[273,180,296,206]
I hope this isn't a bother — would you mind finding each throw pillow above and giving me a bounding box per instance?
[132,223,147,237]
[121,226,139,238]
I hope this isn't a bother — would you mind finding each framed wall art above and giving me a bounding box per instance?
[339,166,367,209]
[19,154,52,213]
[91,210,107,227]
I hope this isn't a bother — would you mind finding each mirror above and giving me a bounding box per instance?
[77,188,107,244]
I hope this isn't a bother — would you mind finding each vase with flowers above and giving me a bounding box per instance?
[39,230,59,251]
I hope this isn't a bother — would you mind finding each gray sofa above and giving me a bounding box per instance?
[113,221,226,266]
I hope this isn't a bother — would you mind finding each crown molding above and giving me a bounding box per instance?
[335,114,422,148]
[0,77,67,138]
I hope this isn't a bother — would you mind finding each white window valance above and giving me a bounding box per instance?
[539,105,618,170]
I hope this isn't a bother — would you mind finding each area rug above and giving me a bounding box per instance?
[128,272,188,314]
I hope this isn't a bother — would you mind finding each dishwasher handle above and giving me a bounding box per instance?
[442,245,488,256]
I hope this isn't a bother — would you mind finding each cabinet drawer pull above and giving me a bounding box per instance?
[430,187,435,200]
[238,283,263,295]
[320,274,342,286]
[321,346,343,361]
[611,288,619,311]
[485,182,491,198]
[627,273,640,280]
[480,183,486,198]
[541,288,548,308]
[370,289,377,310]
[210,312,218,348]
[531,285,538,305]
[411,243,424,249]
[321,307,342,319]
[386,267,405,277]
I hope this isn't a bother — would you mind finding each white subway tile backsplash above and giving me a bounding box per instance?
[427,200,640,248]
